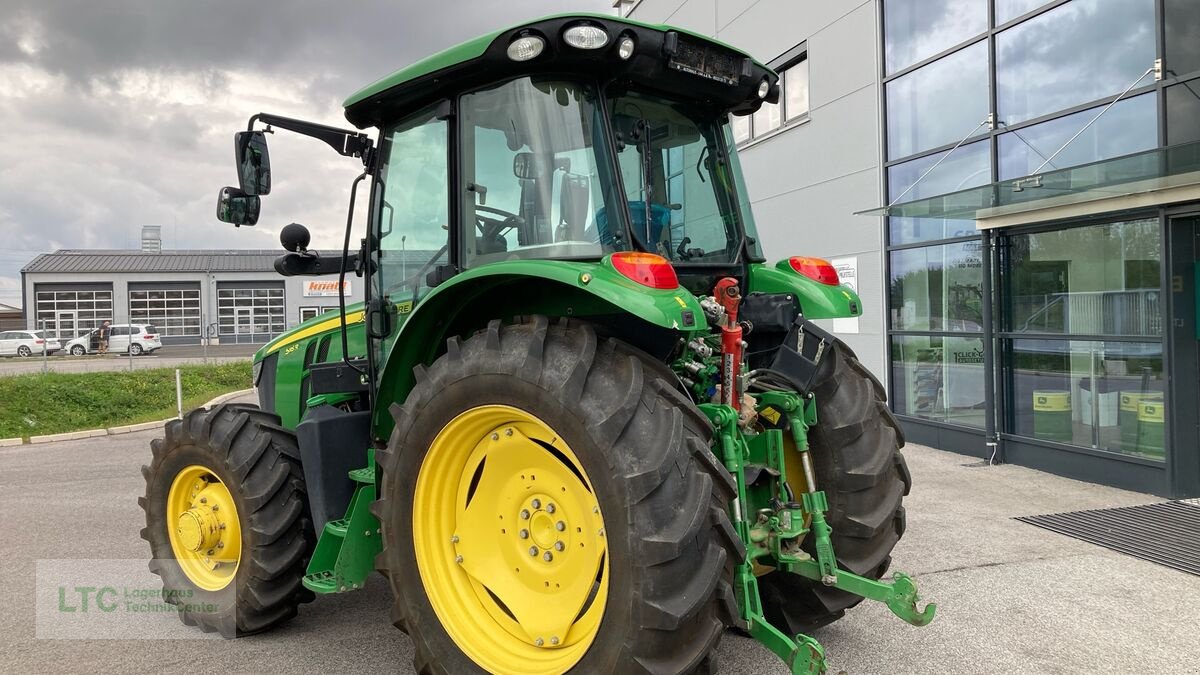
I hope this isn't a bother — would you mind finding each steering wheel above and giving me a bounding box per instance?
[474,204,524,233]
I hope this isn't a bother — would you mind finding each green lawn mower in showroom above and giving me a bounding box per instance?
[140,13,934,674]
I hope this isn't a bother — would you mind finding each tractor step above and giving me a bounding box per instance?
[324,518,349,537]
[348,467,374,484]
[302,570,339,593]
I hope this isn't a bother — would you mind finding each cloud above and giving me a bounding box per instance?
[0,0,612,303]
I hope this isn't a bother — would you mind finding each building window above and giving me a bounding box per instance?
[298,306,338,323]
[1003,217,1165,460]
[995,0,1155,126]
[1164,0,1200,80]
[886,40,989,159]
[733,52,808,145]
[883,0,986,75]
[217,287,285,337]
[887,139,990,245]
[1165,79,1200,146]
[129,288,200,337]
[995,0,1053,25]
[1006,218,1162,336]
[997,93,1157,180]
[891,334,987,427]
[34,289,113,340]
[889,241,984,332]
[1007,339,1165,459]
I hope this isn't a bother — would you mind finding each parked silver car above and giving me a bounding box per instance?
[0,330,62,357]
[64,324,163,356]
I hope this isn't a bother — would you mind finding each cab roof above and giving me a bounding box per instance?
[341,12,777,129]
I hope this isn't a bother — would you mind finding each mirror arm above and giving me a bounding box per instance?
[247,112,373,161]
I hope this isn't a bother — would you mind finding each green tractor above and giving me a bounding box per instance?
[141,13,933,674]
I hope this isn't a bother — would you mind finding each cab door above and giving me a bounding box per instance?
[369,103,450,373]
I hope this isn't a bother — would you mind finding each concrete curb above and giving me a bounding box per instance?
[30,428,110,444]
[9,388,257,445]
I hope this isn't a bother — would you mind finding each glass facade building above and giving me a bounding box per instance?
[883,0,1200,496]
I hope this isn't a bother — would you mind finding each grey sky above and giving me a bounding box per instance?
[0,0,612,305]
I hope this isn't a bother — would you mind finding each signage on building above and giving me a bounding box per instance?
[831,256,859,334]
[303,280,351,297]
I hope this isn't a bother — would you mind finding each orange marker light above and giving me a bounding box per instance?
[609,252,679,289]
[788,256,840,286]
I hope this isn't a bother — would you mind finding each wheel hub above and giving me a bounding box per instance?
[165,466,241,591]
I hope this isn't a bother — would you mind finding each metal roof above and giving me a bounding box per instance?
[20,249,422,275]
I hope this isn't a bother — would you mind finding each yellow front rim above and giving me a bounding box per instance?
[413,405,609,675]
[166,465,241,591]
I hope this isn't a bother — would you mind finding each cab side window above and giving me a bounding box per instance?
[375,106,450,308]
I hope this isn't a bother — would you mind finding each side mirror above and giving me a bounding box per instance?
[235,130,272,196]
[513,152,541,180]
[216,187,260,226]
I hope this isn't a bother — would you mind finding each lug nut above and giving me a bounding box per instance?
[519,529,529,539]
[546,503,556,514]
[455,555,464,564]
[217,542,224,549]
[520,509,531,520]
[505,428,513,436]
[554,541,565,552]
[199,497,207,504]
[543,551,553,562]
[529,546,539,557]
[551,636,560,645]
[491,433,499,440]
[535,638,545,647]
[211,505,219,512]
[531,498,541,509]
[207,549,214,556]
[451,535,459,543]
[555,521,566,532]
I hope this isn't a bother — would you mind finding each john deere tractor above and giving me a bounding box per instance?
[141,13,933,674]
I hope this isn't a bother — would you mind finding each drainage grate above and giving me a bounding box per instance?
[1016,500,1200,576]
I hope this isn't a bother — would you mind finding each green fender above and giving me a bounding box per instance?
[370,257,708,437]
[747,261,863,320]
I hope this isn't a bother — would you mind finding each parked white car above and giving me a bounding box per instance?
[64,324,163,356]
[0,330,62,357]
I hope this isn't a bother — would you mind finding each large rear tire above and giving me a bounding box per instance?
[757,340,911,635]
[139,403,315,637]
[374,317,743,674]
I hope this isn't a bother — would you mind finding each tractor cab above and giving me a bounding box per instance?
[142,14,934,675]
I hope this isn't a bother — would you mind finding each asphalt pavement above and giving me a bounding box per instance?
[0,344,258,376]
[2,395,1198,674]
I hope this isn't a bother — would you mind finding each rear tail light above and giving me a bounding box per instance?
[144,335,154,339]
[787,256,840,286]
[34,339,44,344]
[608,252,679,289]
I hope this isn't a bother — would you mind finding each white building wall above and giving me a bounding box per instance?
[625,0,888,382]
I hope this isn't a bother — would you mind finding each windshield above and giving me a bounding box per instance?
[608,90,763,264]
[460,77,628,267]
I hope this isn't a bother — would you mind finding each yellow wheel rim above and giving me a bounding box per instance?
[166,465,241,591]
[414,405,609,675]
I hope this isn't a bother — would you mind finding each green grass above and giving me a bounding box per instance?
[0,362,253,439]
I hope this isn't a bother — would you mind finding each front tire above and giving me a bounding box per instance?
[17,345,31,357]
[130,343,143,356]
[139,403,315,637]
[375,317,742,674]
[70,345,86,356]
